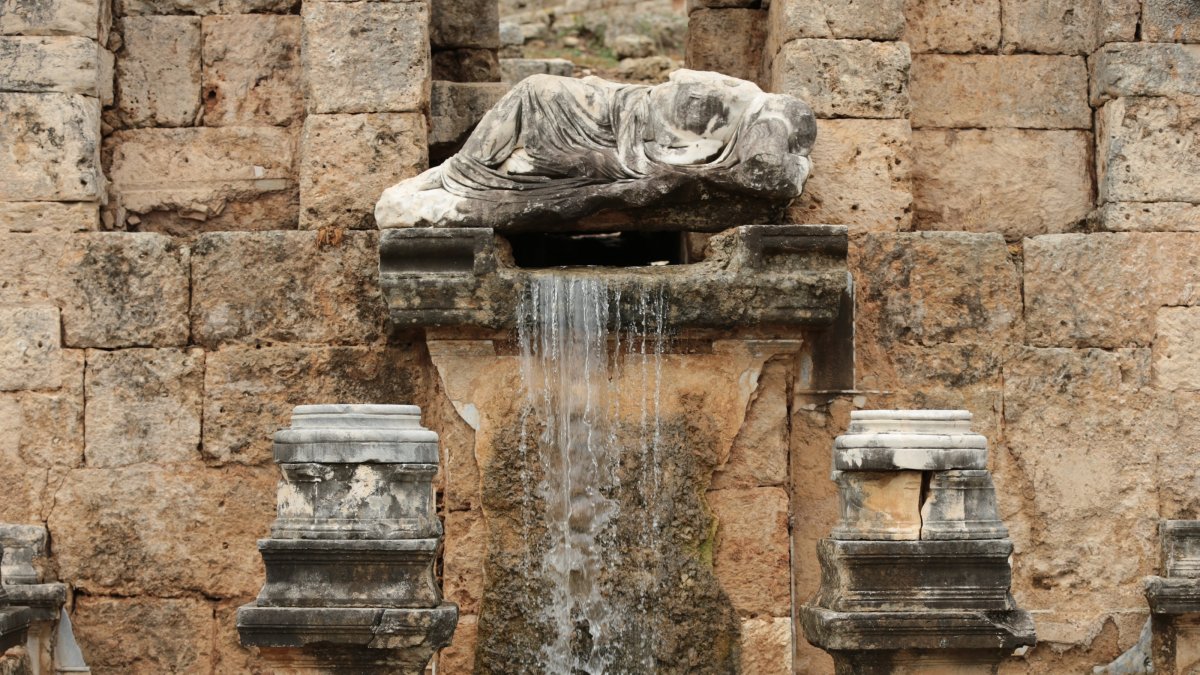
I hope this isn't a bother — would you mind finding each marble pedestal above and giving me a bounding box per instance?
[1144,520,1200,674]
[801,410,1034,674]
[237,405,458,674]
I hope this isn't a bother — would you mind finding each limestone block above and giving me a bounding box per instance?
[910,55,1089,129]
[202,345,427,465]
[430,0,499,49]
[213,600,256,673]
[83,348,203,467]
[771,39,910,119]
[1162,394,1200,520]
[221,0,297,12]
[0,307,61,392]
[201,15,302,127]
[710,487,790,617]
[443,509,485,614]
[0,93,100,202]
[114,16,201,128]
[434,49,501,83]
[1000,0,1138,54]
[831,471,922,540]
[1090,43,1200,105]
[742,618,792,674]
[48,464,277,597]
[1143,0,1200,42]
[302,1,429,114]
[711,357,788,489]
[1154,307,1200,391]
[1091,202,1200,232]
[787,118,912,232]
[299,114,425,230]
[437,614,477,674]
[0,0,102,38]
[768,0,904,45]
[686,9,764,82]
[854,232,1022,345]
[0,350,84,468]
[71,597,214,674]
[902,0,999,54]
[0,202,97,233]
[912,129,1092,238]
[107,126,297,232]
[1098,96,1200,204]
[0,233,189,348]
[0,36,102,95]
[430,82,506,153]
[115,0,218,15]
[1025,233,1200,348]
[190,231,385,347]
[1002,347,1162,612]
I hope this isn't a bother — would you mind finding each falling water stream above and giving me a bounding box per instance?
[516,272,669,674]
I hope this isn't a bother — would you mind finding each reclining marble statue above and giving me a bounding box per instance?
[375,69,817,230]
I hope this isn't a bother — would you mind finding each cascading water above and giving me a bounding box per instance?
[516,272,669,674]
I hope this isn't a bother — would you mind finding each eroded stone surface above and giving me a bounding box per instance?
[437,613,477,673]
[854,231,1022,346]
[201,15,301,127]
[1097,96,1200,205]
[84,348,202,467]
[710,486,791,617]
[72,597,214,674]
[0,349,83,469]
[298,114,424,230]
[686,9,764,83]
[302,1,428,114]
[1091,202,1200,232]
[1024,233,1200,348]
[430,0,499,49]
[903,0,1000,53]
[1142,0,1200,42]
[443,509,485,615]
[1154,307,1200,391]
[0,233,188,348]
[191,231,385,347]
[912,129,1092,238]
[910,55,1089,129]
[0,306,61,392]
[429,83,506,157]
[107,126,297,232]
[1090,43,1200,105]
[0,93,100,202]
[1000,0,1138,54]
[0,36,102,95]
[50,464,276,597]
[771,39,910,119]
[435,49,502,83]
[787,118,912,232]
[712,356,789,489]
[742,617,793,674]
[0,202,96,232]
[202,344,427,465]
[768,0,904,44]
[1001,347,1161,613]
[114,16,200,128]
[0,0,102,37]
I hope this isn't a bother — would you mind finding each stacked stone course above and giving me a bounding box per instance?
[0,0,1198,669]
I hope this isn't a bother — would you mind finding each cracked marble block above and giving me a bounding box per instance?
[804,410,1033,673]
[237,405,457,674]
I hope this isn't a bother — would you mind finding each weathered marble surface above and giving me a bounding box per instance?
[376,70,815,230]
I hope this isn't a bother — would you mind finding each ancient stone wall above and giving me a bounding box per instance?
[0,0,1198,671]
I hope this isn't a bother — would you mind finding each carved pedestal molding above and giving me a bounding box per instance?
[237,405,458,674]
[1144,520,1200,673]
[802,410,1035,674]
[0,525,89,675]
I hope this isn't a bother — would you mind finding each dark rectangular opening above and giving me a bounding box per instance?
[505,231,687,268]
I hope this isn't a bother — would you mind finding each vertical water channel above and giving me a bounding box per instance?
[516,272,669,673]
